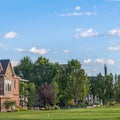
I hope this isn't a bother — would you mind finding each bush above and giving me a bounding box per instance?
[14,106,27,112]
[67,99,74,107]
[15,107,20,112]
[53,105,60,110]
[46,105,60,110]
[3,100,16,112]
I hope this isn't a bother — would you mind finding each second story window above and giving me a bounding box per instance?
[5,80,12,91]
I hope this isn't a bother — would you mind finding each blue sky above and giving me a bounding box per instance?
[1,0,120,76]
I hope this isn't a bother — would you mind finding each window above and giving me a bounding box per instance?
[5,80,12,91]
[0,77,4,95]
[14,80,16,88]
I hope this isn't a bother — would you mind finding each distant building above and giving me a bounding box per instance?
[60,64,67,70]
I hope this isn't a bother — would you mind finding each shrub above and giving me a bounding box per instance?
[46,105,60,110]
[53,105,60,110]
[3,100,16,112]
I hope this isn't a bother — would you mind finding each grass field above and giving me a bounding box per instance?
[0,107,120,120]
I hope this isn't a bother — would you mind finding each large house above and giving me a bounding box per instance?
[0,59,19,112]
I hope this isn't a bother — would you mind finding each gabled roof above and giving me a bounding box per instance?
[0,62,3,72]
[0,59,10,75]
[20,78,29,82]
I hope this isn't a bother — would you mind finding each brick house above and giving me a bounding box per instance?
[0,59,19,112]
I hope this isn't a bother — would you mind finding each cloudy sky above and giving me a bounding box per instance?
[0,0,120,76]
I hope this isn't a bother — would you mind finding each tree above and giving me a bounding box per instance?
[104,73,114,103]
[50,63,66,107]
[89,76,98,103]
[27,82,36,107]
[65,59,90,105]
[14,56,34,81]
[34,57,53,88]
[114,75,120,103]
[51,80,59,105]
[96,73,105,104]
[39,82,55,107]
[19,82,29,107]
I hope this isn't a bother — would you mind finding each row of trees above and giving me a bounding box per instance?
[14,56,90,107]
[90,73,120,105]
[14,56,120,108]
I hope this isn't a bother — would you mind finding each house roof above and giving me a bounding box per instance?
[0,62,3,72]
[0,59,10,75]
[19,78,29,82]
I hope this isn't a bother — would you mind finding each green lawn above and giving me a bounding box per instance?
[0,107,120,120]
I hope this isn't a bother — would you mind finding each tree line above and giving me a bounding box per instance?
[14,56,120,108]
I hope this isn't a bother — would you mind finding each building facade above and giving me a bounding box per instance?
[0,59,19,112]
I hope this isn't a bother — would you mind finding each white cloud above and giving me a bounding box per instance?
[94,58,115,65]
[59,6,95,17]
[75,28,120,39]
[108,29,120,36]
[15,47,49,55]
[106,59,115,65]
[75,6,81,10]
[75,28,98,39]
[4,31,17,39]
[11,61,19,67]
[0,42,7,49]
[73,12,83,16]
[15,48,26,53]
[59,12,95,17]
[108,46,120,51]
[30,47,49,55]
[86,47,94,51]
[85,12,96,16]
[93,58,105,64]
[59,13,72,16]
[64,50,69,54]
[83,58,115,65]
[83,59,92,64]
[59,12,82,16]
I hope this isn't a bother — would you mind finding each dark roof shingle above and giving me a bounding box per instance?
[0,59,10,74]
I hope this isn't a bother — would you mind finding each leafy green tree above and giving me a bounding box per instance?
[51,80,59,105]
[14,56,34,81]
[19,82,29,97]
[96,73,105,104]
[50,63,66,106]
[89,76,98,103]
[20,82,36,107]
[104,73,114,103]
[19,82,29,107]
[65,59,90,105]
[114,75,120,103]
[27,82,36,107]
[34,57,53,88]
